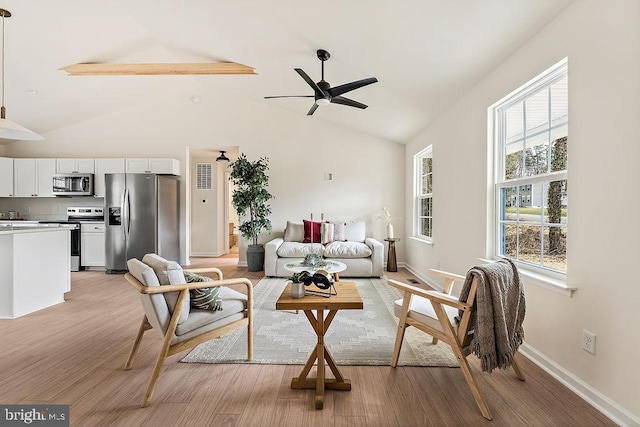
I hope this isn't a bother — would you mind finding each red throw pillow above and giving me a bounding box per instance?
[303,220,322,243]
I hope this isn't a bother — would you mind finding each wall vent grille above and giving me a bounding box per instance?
[196,163,212,190]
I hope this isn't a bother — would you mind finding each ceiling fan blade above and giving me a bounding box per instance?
[264,95,314,99]
[328,77,378,97]
[330,96,368,109]
[295,68,325,95]
[307,103,319,116]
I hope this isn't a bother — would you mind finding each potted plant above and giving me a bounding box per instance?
[286,271,310,298]
[229,153,274,272]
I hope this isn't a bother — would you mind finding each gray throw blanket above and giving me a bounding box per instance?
[457,259,525,373]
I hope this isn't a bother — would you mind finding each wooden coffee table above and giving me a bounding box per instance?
[275,282,363,409]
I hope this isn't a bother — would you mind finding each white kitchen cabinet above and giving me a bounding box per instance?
[80,223,105,268]
[13,158,56,197]
[56,158,95,174]
[0,157,13,197]
[125,158,180,175]
[94,158,125,198]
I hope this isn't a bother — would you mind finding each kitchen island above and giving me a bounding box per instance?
[0,227,71,319]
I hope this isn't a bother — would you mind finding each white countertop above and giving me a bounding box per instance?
[0,226,71,235]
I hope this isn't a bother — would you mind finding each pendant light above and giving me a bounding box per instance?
[0,8,43,141]
[216,150,230,162]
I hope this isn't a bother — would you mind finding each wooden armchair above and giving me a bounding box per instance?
[124,257,253,407]
[388,264,525,420]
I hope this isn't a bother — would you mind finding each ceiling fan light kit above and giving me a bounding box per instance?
[0,8,43,141]
[265,49,378,116]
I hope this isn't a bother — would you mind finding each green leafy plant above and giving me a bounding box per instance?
[286,272,308,283]
[229,153,274,245]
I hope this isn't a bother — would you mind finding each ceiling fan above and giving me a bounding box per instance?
[265,49,378,116]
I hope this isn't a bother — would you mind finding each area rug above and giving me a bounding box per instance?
[181,277,458,367]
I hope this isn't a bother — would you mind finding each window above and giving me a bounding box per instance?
[415,146,433,240]
[492,59,568,274]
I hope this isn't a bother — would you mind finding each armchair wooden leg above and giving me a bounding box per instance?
[141,331,173,408]
[391,321,407,368]
[391,293,412,368]
[125,315,151,370]
[458,355,492,420]
[511,356,526,381]
[247,316,253,361]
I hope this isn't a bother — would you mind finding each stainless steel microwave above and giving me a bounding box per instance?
[52,174,94,196]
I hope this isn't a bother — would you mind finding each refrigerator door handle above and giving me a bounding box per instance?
[123,188,130,240]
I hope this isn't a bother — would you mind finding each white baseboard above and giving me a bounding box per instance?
[190,251,228,257]
[398,262,443,292]
[519,344,639,427]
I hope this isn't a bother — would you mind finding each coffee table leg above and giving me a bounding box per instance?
[290,309,352,410]
[315,309,325,409]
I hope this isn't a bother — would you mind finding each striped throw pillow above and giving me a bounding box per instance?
[185,271,223,311]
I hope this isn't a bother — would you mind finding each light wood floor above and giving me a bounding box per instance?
[0,256,615,426]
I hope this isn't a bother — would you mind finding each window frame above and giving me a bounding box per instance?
[490,58,568,280]
[414,145,433,242]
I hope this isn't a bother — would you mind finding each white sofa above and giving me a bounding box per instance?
[265,220,384,277]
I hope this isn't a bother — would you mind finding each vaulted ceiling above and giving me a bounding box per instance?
[2,0,572,144]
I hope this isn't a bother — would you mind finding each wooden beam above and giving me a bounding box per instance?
[59,62,256,76]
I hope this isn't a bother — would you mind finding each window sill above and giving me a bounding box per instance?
[478,258,576,297]
[408,236,433,246]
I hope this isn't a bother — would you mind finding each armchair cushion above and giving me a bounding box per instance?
[323,241,372,258]
[142,253,189,324]
[175,287,248,336]
[127,258,171,334]
[393,294,459,332]
[184,271,222,311]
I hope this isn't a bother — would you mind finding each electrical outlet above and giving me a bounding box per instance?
[582,330,596,355]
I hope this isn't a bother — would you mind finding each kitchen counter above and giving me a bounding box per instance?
[0,227,71,318]
[0,226,72,234]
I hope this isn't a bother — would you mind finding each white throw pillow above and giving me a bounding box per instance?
[329,221,346,241]
[321,222,334,244]
[343,221,366,242]
[323,241,372,259]
[283,221,304,242]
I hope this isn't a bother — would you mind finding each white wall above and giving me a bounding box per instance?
[405,0,640,422]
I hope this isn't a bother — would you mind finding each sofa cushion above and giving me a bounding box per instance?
[303,220,322,243]
[277,242,324,258]
[321,222,334,244]
[323,241,372,259]
[142,253,189,324]
[343,221,366,243]
[283,221,304,242]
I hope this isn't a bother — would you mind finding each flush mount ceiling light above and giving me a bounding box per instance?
[216,150,230,162]
[0,9,43,141]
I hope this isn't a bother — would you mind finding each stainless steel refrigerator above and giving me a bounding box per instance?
[104,174,179,273]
